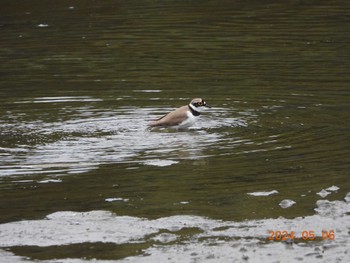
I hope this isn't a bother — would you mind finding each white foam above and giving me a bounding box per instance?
[143,159,179,167]
[247,190,278,196]
[0,198,349,262]
[317,189,331,198]
[38,179,62,184]
[279,199,296,208]
[326,185,340,192]
[105,198,129,202]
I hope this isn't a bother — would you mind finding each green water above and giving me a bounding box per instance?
[0,0,349,261]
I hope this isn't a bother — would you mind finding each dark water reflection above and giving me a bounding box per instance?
[0,0,350,261]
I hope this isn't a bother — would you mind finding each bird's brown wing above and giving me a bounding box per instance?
[148,106,188,127]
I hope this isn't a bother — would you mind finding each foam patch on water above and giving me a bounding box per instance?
[326,185,340,192]
[345,192,350,202]
[132,89,162,93]
[0,196,349,262]
[105,197,129,202]
[317,189,331,198]
[143,159,179,167]
[279,199,296,208]
[247,190,278,196]
[37,179,63,184]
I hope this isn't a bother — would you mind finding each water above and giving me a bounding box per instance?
[0,1,349,262]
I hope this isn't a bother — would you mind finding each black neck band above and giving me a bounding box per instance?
[188,105,200,116]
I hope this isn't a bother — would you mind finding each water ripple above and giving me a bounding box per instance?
[0,102,250,176]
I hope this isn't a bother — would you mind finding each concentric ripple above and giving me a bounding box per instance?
[0,96,250,177]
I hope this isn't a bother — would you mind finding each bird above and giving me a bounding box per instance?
[148,98,210,129]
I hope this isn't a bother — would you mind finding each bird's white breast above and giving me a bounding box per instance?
[178,111,197,128]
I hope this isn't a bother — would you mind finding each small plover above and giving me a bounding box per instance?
[148,98,210,129]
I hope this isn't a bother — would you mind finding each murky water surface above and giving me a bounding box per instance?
[0,1,349,262]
